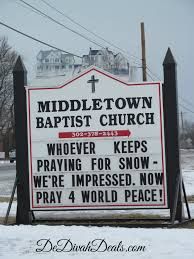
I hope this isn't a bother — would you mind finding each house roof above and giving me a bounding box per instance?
[38,50,52,60]
[89,49,99,55]
[38,50,74,60]
[61,53,73,58]
[106,49,113,55]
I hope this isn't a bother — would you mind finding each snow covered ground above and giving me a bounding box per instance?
[0,225,194,259]
[1,200,194,220]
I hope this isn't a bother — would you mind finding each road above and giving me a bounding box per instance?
[0,163,16,196]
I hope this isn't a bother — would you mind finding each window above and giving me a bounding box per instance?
[55,66,59,70]
[55,58,59,62]
[45,58,49,62]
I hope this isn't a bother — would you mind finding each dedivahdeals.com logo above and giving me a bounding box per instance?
[35,238,146,253]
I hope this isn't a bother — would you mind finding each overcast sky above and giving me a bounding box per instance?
[0,0,194,121]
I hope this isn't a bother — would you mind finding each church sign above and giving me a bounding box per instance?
[26,67,167,210]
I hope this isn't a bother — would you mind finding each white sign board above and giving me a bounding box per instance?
[26,67,167,210]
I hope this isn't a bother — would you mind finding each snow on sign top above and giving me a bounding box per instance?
[26,66,167,210]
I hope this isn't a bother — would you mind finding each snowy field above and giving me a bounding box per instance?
[0,150,194,258]
[0,226,194,259]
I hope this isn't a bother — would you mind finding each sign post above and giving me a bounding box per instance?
[26,67,167,211]
[163,48,184,222]
[13,56,32,224]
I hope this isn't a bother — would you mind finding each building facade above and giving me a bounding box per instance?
[36,50,75,77]
[82,47,129,75]
[36,48,129,77]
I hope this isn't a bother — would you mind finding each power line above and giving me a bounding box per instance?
[145,65,194,113]
[144,64,194,113]
[0,20,82,58]
[1,17,193,114]
[145,71,155,81]
[39,0,142,63]
[18,0,144,69]
[20,0,159,76]
[16,0,53,20]
[145,64,194,114]
[19,0,194,115]
[5,1,194,115]
[0,19,154,84]
[1,20,194,116]
[19,0,106,50]
[146,68,194,115]
[146,66,161,81]
[179,97,194,109]
[179,103,194,114]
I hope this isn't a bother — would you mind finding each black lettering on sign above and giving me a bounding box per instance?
[99,113,155,127]
[119,156,149,170]
[72,174,84,187]
[140,173,163,185]
[103,98,114,109]
[47,142,95,156]
[36,117,44,128]
[71,173,132,187]
[35,115,92,128]
[93,174,100,186]
[126,97,152,109]
[114,97,148,109]
[99,114,107,126]
[124,189,158,203]
[33,175,48,188]
[38,101,51,112]
[92,98,103,110]
[37,158,82,172]
[114,140,148,154]
[69,99,81,111]
[91,158,111,170]
[37,97,152,113]
[81,190,117,203]
[51,175,64,187]
[82,99,92,111]
[68,191,75,203]
[33,175,65,188]
[58,100,69,111]
[36,191,62,204]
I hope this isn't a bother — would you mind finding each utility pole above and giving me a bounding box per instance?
[141,22,147,81]
[181,111,185,137]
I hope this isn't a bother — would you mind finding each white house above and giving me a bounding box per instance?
[36,50,75,77]
[82,47,129,75]
[36,48,130,79]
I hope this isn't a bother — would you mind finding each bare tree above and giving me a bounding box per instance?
[0,37,17,153]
